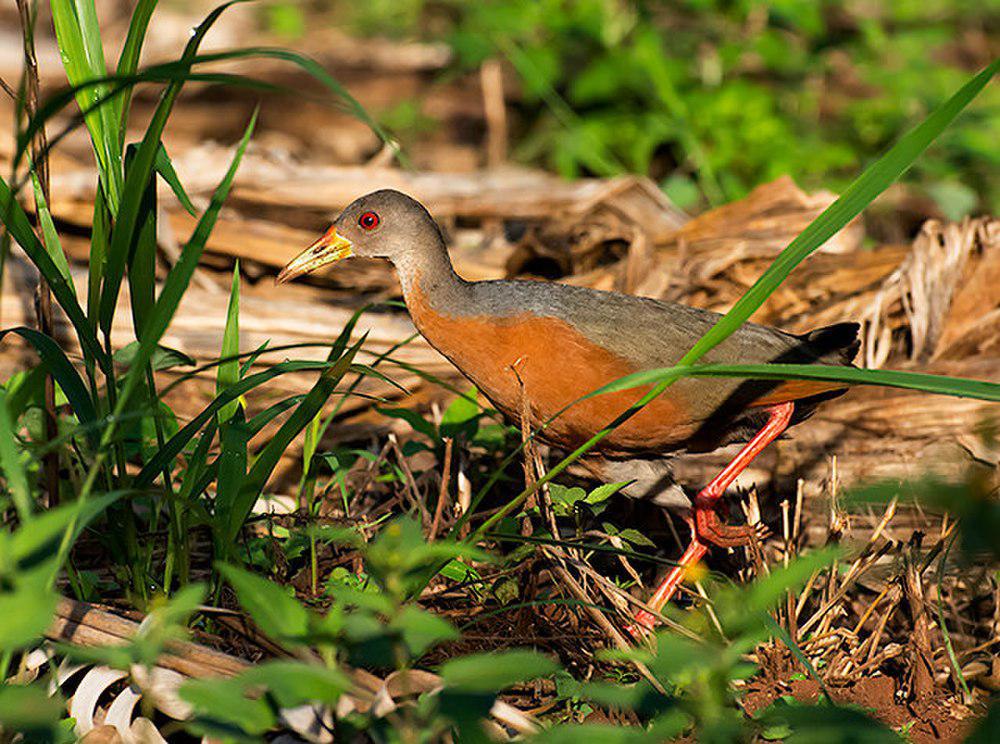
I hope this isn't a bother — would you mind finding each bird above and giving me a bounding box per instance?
[277,189,859,633]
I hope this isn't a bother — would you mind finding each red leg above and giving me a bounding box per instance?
[629,402,795,634]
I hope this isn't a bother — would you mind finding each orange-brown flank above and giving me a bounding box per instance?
[408,284,698,454]
[408,283,848,455]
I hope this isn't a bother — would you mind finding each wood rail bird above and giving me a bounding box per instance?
[277,189,859,633]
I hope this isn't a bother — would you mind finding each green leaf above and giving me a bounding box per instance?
[217,262,242,424]
[0,328,97,433]
[758,703,902,743]
[587,481,628,504]
[113,0,157,140]
[216,563,310,643]
[591,362,1000,404]
[98,2,246,337]
[0,176,106,369]
[9,493,123,578]
[240,661,350,707]
[377,406,438,441]
[180,676,275,737]
[440,649,560,692]
[440,388,482,440]
[0,684,66,733]
[50,0,123,213]
[391,605,459,658]
[530,725,655,744]
[133,360,333,488]
[0,585,58,652]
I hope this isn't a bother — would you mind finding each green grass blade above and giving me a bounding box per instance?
[0,328,98,434]
[133,360,334,488]
[97,1,247,339]
[110,110,256,447]
[230,338,365,542]
[124,145,157,338]
[590,363,1000,403]
[215,406,249,551]
[88,184,110,330]
[113,0,157,139]
[217,262,241,424]
[49,0,123,212]
[0,175,106,368]
[29,172,74,291]
[679,58,999,367]
[155,144,198,217]
[0,387,32,522]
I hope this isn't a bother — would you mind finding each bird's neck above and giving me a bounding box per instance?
[394,242,470,315]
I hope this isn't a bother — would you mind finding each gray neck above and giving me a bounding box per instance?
[394,240,471,312]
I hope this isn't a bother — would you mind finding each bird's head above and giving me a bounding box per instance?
[276,189,444,284]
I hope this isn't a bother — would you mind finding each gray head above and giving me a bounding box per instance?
[276,189,449,284]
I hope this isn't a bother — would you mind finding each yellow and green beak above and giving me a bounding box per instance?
[276,227,353,284]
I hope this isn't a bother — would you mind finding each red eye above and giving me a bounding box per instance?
[358,211,379,230]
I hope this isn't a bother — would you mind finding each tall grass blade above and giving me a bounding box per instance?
[0,328,97,434]
[97,1,246,339]
[229,338,365,545]
[133,360,335,488]
[592,363,1000,403]
[29,173,73,289]
[0,176,106,368]
[112,110,256,428]
[0,387,32,522]
[49,0,123,212]
[217,263,241,424]
[113,0,157,139]
[214,407,249,553]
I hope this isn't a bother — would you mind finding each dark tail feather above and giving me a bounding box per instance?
[799,322,861,365]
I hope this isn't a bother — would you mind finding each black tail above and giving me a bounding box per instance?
[798,322,861,366]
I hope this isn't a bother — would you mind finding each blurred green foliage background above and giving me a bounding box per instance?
[267,0,999,218]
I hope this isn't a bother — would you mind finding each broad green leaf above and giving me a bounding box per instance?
[758,703,902,743]
[216,563,310,643]
[391,605,459,657]
[179,676,275,737]
[440,649,560,692]
[0,585,58,652]
[240,661,351,707]
[0,684,66,733]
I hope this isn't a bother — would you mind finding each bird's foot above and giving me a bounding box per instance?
[693,495,769,548]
